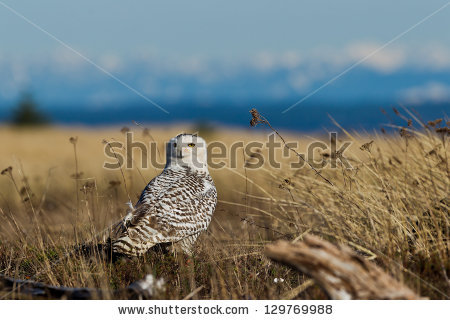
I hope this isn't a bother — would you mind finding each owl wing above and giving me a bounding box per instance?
[136,168,182,205]
[109,171,171,241]
[112,173,217,256]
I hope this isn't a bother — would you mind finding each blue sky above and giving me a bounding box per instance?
[0,0,449,126]
[1,0,450,57]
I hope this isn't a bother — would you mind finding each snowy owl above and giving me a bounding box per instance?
[110,133,217,256]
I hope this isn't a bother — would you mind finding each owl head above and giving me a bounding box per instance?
[166,134,208,171]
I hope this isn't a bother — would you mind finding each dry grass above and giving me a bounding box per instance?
[0,115,448,299]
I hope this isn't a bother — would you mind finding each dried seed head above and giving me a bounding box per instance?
[244,149,262,167]
[393,107,400,116]
[279,177,294,189]
[120,127,130,134]
[407,119,412,127]
[428,119,443,127]
[20,187,34,200]
[435,127,450,136]
[380,128,386,134]
[20,187,27,196]
[248,149,262,159]
[399,127,413,139]
[81,181,96,192]
[70,172,84,179]
[109,180,121,187]
[1,166,12,175]
[360,140,374,152]
[425,145,441,158]
[249,108,264,127]
[69,137,78,145]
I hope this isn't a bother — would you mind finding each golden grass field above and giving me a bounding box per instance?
[0,114,448,299]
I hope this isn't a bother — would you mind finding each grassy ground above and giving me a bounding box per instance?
[0,114,448,299]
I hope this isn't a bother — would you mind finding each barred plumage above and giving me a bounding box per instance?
[110,134,217,256]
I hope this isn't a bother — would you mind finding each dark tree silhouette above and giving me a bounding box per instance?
[11,93,49,126]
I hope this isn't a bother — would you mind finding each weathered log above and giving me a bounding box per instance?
[0,273,164,299]
[265,235,423,299]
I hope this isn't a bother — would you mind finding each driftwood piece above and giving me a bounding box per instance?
[0,274,164,299]
[265,235,423,299]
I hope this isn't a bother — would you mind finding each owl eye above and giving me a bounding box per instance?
[188,143,195,147]
[173,143,177,147]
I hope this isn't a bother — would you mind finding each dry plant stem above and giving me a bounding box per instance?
[183,285,204,300]
[70,138,80,243]
[265,235,424,300]
[0,273,161,299]
[103,139,132,203]
[133,121,163,164]
[280,279,314,299]
[250,109,334,186]
[242,148,249,219]
[110,135,147,185]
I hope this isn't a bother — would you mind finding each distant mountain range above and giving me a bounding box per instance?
[0,55,448,131]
